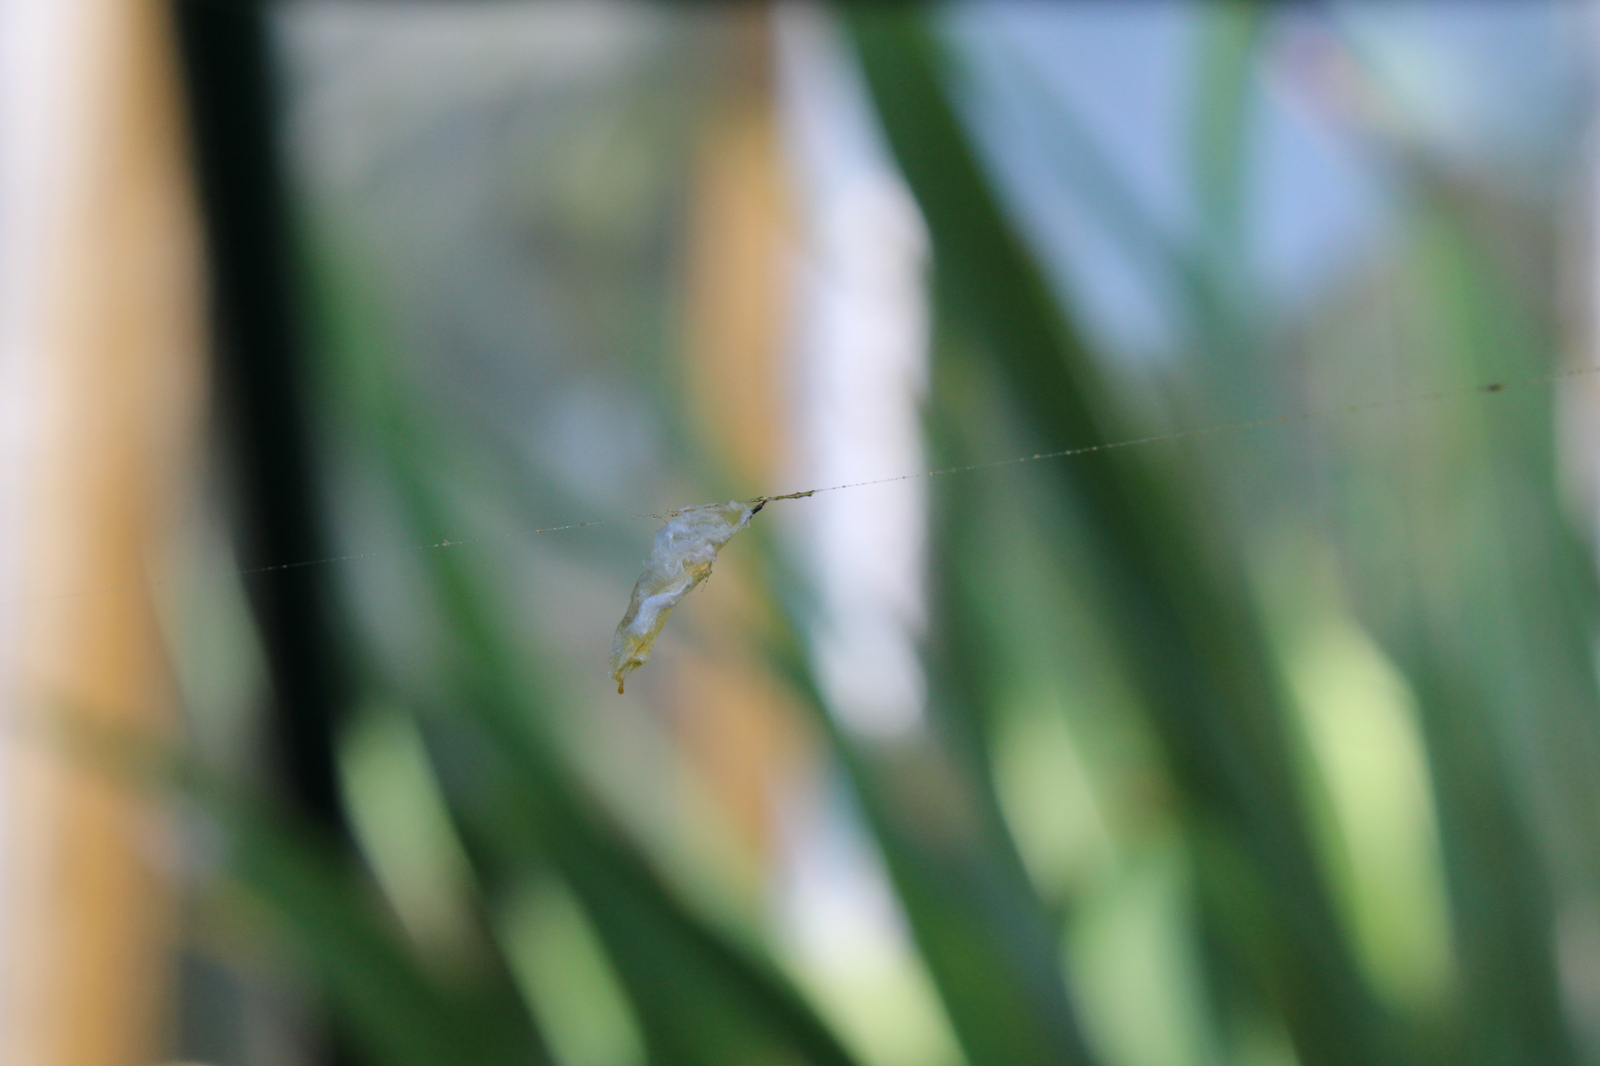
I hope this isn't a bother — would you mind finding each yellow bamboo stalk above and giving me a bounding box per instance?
[674,5,811,878]
[0,0,203,1062]
[684,5,793,495]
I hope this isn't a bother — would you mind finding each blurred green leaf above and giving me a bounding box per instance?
[199,783,555,1066]
[375,399,864,1066]
[846,10,1403,1066]
[1322,162,1599,1066]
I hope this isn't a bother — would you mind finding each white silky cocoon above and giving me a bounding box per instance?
[610,501,755,693]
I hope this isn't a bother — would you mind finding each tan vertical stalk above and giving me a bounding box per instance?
[675,4,809,880]
[685,4,792,495]
[0,0,203,1063]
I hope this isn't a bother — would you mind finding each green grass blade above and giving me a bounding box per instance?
[377,408,864,1066]
[749,533,1101,1066]
[846,11,1403,1066]
[199,786,554,1066]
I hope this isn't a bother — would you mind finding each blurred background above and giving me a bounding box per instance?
[6,2,1600,1065]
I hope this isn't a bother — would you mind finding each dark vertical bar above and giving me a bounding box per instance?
[173,4,356,1063]
[172,0,348,834]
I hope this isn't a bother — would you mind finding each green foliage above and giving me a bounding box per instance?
[179,7,1600,1066]
[848,13,1396,1063]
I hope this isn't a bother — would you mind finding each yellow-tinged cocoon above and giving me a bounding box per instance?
[610,501,756,693]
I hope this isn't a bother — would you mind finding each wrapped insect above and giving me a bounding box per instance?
[609,500,759,693]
